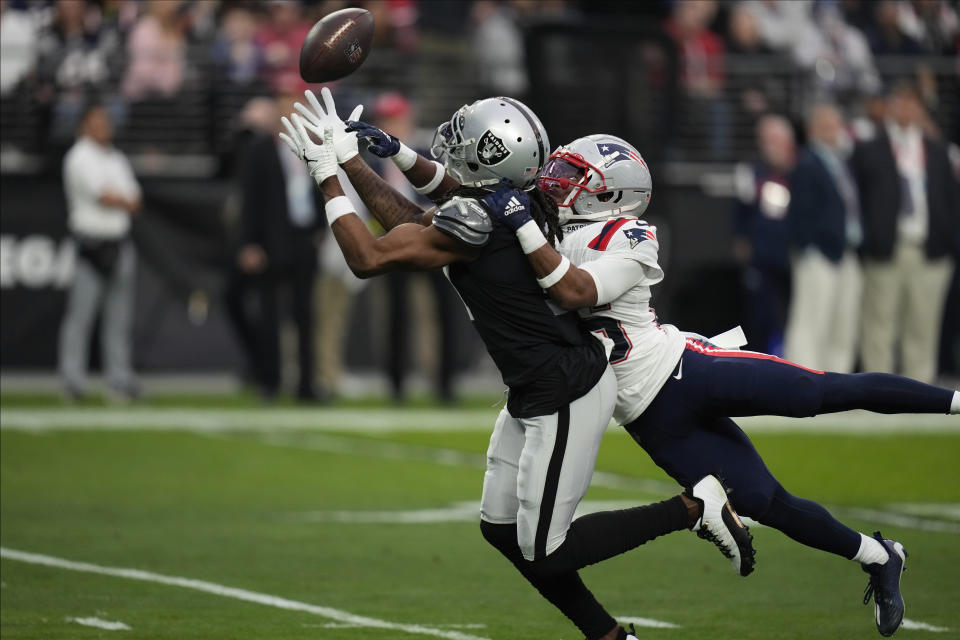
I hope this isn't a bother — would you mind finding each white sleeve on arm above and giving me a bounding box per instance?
[578,220,666,304]
[580,256,648,305]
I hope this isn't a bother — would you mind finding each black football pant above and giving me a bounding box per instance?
[626,341,953,560]
[481,496,688,640]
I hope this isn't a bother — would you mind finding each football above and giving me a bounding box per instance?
[299,7,375,83]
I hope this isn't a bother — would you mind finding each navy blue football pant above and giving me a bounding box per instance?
[625,341,954,560]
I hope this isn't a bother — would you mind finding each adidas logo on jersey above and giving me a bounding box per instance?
[504,196,525,215]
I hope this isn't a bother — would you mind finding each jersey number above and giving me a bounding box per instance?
[584,317,632,364]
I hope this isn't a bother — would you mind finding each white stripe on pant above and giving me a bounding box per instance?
[480,366,618,561]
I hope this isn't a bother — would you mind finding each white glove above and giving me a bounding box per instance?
[278,114,337,183]
[294,87,363,163]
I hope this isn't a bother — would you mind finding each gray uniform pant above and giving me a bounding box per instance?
[58,242,136,391]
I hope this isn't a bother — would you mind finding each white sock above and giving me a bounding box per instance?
[853,533,889,565]
[951,390,959,414]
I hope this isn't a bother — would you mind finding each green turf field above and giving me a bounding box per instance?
[1,398,958,639]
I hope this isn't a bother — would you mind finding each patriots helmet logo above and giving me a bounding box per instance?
[623,226,655,249]
[596,141,647,168]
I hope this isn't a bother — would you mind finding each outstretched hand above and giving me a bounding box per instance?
[482,186,533,232]
[345,120,401,158]
[292,87,363,163]
[278,114,338,183]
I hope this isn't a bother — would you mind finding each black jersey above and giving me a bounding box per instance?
[446,223,608,418]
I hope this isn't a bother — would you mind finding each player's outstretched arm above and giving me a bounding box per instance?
[482,188,598,310]
[279,113,473,277]
[340,155,435,229]
[345,119,460,204]
[484,187,650,311]
[291,88,435,230]
[319,174,472,278]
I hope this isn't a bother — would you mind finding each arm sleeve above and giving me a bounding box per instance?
[580,256,649,305]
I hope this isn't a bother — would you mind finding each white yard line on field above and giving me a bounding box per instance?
[902,619,952,632]
[616,615,680,629]
[66,617,131,630]
[0,548,490,640]
[0,407,956,434]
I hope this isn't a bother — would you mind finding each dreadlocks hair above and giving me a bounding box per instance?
[441,185,565,247]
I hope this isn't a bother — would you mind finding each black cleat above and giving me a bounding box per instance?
[862,531,908,637]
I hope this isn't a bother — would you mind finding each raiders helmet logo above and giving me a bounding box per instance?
[477,130,511,166]
[345,39,363,63]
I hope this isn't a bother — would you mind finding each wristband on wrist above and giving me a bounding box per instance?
[414,161,446,195]
[391,142,418,171]
[325,195,356,226]
[537,255,571,289]
[515,219,547,254]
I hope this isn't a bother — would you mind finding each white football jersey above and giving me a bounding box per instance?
[558,217,685,424]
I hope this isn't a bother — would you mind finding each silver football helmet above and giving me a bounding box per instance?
[536,134,653,224]
[430,97,549,190]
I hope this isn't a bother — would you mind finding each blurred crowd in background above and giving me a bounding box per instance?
[0,0,958,402]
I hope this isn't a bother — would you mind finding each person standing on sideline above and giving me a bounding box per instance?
[59,104,141,402]
[732,114,797,355]
[236,89,325,401]
[784,103,863,373]
[853,82,959,383]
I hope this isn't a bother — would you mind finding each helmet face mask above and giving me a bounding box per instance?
[431,97,549,190]
[537,152,606,208]
[538,134,653,225]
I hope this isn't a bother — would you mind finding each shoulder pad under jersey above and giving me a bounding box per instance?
[432,196,493,247]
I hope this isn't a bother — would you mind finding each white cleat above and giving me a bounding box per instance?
[691,475,756,576]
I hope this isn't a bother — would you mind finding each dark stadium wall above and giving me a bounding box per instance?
[0,175,243,371]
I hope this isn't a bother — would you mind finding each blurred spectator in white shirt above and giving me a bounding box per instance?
[784,103,863,373]
[864,0,925,55]
[122,0,186,101]
[471,0,529,97]
[852,83,959,383]
[59,104,141,401]
[36,0,121,140]
[897,0,959,54]
[0,0,38,96]
[793,3,879,102]
[740,0,815,53]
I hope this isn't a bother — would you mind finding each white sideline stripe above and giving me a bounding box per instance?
[254,433,960,535]
[67,617,131,630]
[290,500,668,525]
[247,432,672,492]
[1,407,956,434]
[837,507,960,534]
[902,619,952,632]
[252,432,677,496]
[889,503,960,522]
[616,615,680,629]
[0,548,490,640]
